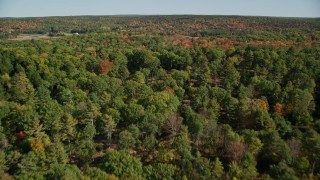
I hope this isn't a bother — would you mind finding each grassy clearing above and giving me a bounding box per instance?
[10,33,73,41]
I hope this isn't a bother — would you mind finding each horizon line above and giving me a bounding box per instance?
[0,14,319,19]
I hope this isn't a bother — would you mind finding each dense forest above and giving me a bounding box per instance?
[0,15,320,179]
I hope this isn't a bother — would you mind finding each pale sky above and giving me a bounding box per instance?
[0,0,319,18]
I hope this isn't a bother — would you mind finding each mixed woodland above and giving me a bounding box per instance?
[0,15,320,179]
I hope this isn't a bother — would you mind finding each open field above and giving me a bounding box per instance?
[10,33,73,41]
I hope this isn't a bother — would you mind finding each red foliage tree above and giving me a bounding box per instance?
[16,131,27,140]
[212,73,219,80]
[99,61,113,75]
[140,147,146,153]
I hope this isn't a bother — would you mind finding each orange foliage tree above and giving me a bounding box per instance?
[261,100,268,112]
[29,138,45,154]
[274,103,284,116]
